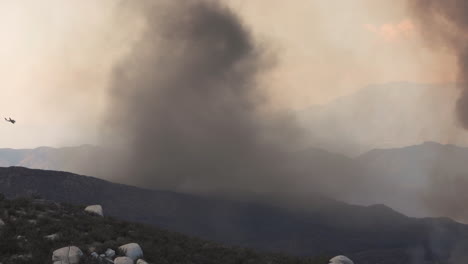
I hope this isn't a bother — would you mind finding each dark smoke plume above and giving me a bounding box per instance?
[408,0,468,128]
[101,0,306,196]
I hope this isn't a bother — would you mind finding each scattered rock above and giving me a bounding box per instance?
[52,246,83,264]
[118,243,143,260]
[329,255,354,264]
[105,248,116,258]
[44,233,59,241]
[137,259,148,264]
[91,252,99,258]
[84,205,104,216]
[0,218,5,227]
[114,256,134,264]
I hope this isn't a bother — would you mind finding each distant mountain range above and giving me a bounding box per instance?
[2,166,468,264]
[357,141,468,221]
[0,145,101,172]
[4,141,468,222]
[0,145,374,206]
[298,82,464,155]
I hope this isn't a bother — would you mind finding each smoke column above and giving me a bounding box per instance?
[408,0,468,127]
[101,0,305,196]
[408,1,468,240]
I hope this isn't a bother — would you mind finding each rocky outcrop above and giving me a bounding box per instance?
[58,243,147,264]
[118,243,143,260]
[52,246,83,264]
[329,255,354,264]
[84,205,103,216]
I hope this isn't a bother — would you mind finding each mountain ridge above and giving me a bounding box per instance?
[298,82,464,155]
[357,140,468,222]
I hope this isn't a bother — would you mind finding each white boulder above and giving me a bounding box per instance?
[52,246,83,264]
[84,205,104,216]
[118,243,143,260]
[114,256,134,264]
[137,259,148,264]
[0,219,4,227]
[329,255,354,264]
[105,248,116,258]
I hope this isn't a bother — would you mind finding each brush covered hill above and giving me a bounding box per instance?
[2,167,468,263]
[0,195,328,264]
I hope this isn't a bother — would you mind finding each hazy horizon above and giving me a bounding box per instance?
[1,80,466,155]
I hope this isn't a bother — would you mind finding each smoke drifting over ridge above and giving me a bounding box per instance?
[407,0,468,223]
[408,0,468,128]
[101,0,308,195]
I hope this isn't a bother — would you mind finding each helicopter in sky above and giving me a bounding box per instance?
[5,117,16,124]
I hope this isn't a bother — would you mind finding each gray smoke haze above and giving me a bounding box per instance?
[95,0,377,205]
[100,0,310,197]
[407,0,468,220]
[408,0,468,128]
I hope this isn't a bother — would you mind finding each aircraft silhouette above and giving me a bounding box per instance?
[5,117,15,124]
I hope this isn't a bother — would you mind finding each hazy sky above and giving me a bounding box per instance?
[0,0,458,149]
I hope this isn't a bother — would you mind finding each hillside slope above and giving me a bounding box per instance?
[0,195,326,264]
[1,167,468,263]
